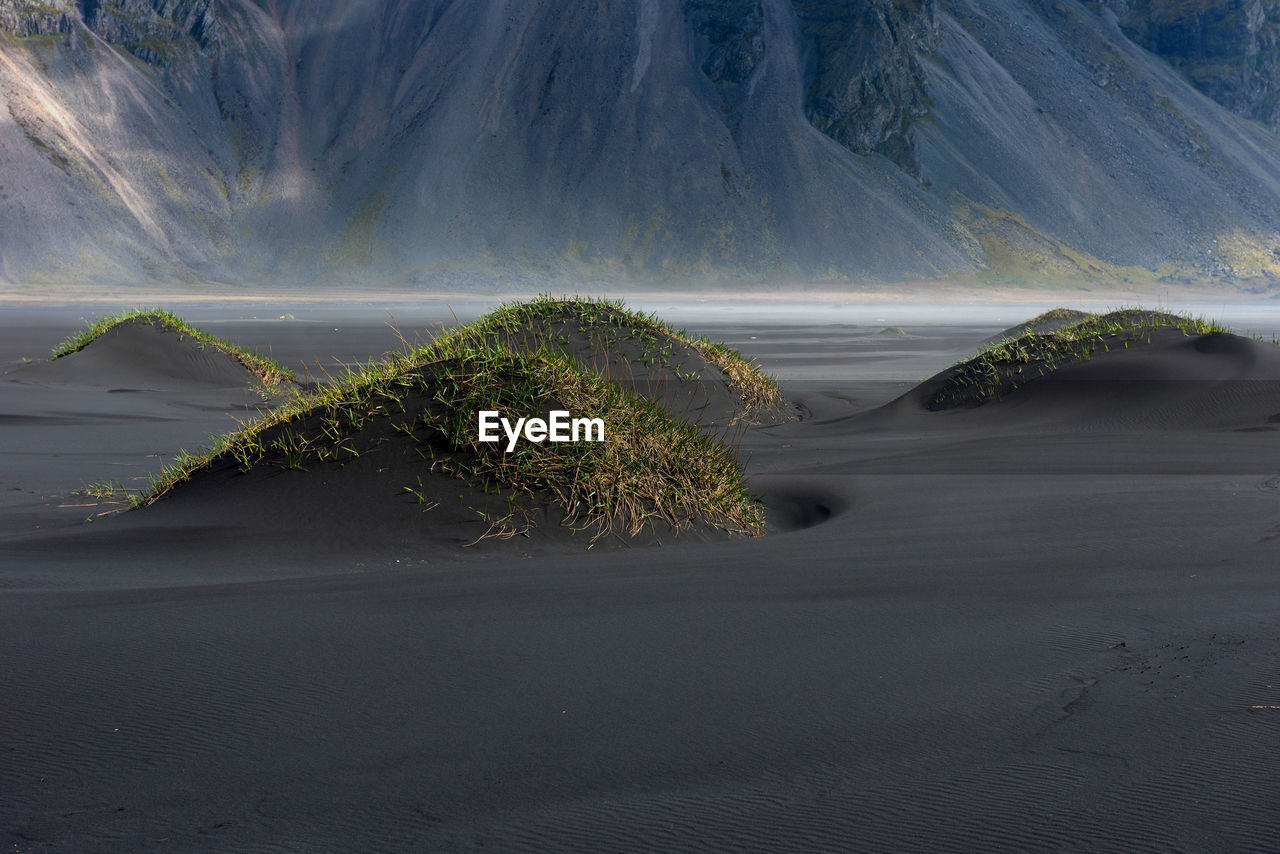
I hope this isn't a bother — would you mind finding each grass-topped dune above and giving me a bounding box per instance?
[918,308,1254,410]
[50,307,296,387]
[978,308,1093,347]
[124,298,779,546]
[422,296,787,427]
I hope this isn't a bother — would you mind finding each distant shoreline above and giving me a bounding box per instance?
[0,278,1268,307]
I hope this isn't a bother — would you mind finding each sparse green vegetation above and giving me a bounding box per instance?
[79,480,123,499]
[954,201,1165,285]
[51,307,295,385]
[1213,228,1280,279]
[459,294,783,414]
[930,308,1231,409]
[125,297,774,541]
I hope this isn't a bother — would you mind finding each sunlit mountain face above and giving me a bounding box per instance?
[2,0,1279,290]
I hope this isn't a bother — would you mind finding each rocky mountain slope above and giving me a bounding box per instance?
[1097,0,1280,129]
[1,0,1279,289]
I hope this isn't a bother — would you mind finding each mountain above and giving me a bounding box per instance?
[1096,0,1280,130]
[1,0,1279,289]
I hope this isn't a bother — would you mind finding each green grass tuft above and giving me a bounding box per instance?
[79,480,123,499]
[50,307,295,385]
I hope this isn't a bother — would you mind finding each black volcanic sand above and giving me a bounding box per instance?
[0,318,296,543]
[3,304,1280,851]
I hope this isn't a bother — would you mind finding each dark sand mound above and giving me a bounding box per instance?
[0,314,298,534]
[111,302,776,552]
[117,392,592,553]
[463,298,792,428]
[38,317,288,390]
[133,393,638,552]
[979,308,1093,346]
[127,367,752,553]
[892,312,1280,431]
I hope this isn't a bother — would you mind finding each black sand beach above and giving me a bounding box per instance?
[2,300,1279,851]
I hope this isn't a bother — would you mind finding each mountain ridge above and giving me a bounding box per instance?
[1,0,1279,290]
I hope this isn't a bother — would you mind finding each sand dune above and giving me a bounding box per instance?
[47,301,785,553]
[0,315,294,550]
[477,300,793,428]
[41,318,281,389]
[979,307,1094,346]
[899,326,1280,431]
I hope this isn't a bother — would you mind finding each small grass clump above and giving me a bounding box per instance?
[931,308,1230,409]
[127,298,770,541]
[78,480,123,499]
[51,307,295,385]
